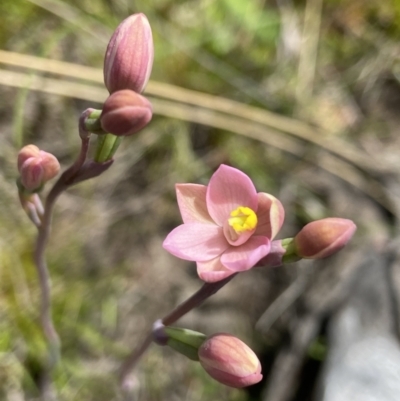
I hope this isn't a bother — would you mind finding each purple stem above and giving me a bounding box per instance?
[32,136,113,399]
[118,274,237,389]
[34,138,91,345]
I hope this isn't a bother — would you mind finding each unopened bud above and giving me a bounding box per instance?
[104,13,153,94]
[198,334,263,388]
[20,157,44,191]
[18,145,60,191]
[100,90,152,136]
[18,191,44,226]
[17,144,40,171]
[294,218,356,259]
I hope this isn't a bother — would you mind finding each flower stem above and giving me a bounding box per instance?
[118,274,237,390]
[32,136,92,399]
[95,133,122,162]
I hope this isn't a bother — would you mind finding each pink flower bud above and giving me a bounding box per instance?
[17,144,40,171]
[100,89,152,136]
[104,13,153,94]
[294,218,356,259]
[198,334,263,388]
[18,145,60,191]
[20,157,44,191]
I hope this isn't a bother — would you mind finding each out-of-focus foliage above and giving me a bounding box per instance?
[0,0,399,400]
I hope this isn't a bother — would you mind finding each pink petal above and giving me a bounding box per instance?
[163,223,229,262]
[176,184,214,224]
[197,258,236,283]
[207,165,258,226]
[220,236,271,272]
[255,240,285,267]
[254,193,285,239]
[223,221,254,247]
[17,145,40,171]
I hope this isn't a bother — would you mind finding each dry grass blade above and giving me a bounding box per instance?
[24,0,111,43]
[296,0,323,103]
[0,50,382,177]
[0,67,394,215]
[0,49,104,82]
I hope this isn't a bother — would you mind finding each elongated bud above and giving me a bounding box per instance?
[18,191,44,226]
[100,89,152,136]
[294,218,356,259]
[18,145,60,191]
[198,334,263,388]
[104,13,153,94]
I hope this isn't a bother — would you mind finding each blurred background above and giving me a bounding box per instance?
[1,0,400,400]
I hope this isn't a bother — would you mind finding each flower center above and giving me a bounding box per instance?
[228,206,258,234]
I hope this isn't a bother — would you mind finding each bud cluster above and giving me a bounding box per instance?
[17,145,60,192]
[99,13,154,137]
[13,9,359,397]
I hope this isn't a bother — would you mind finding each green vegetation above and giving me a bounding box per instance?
[1,0,399,399]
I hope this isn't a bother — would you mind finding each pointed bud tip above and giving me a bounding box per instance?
[104,13,154,94]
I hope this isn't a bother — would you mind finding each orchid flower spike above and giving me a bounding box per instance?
[163,165,285,282]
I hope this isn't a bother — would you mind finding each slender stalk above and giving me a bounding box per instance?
[95,133,120,162]
[62,137,90,183]
[162,275,236,326]
[118,274,237,389]
[31,137,91,399]
[33,219,59,400]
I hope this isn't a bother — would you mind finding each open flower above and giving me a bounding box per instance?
[163,165,284,282]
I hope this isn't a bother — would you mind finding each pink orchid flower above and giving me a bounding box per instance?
[163,165,285,282]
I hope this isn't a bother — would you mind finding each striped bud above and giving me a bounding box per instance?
[104,13,153,94]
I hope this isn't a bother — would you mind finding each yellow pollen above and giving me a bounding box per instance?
[228,206,257,233]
